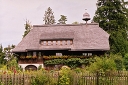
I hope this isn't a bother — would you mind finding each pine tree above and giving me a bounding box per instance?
[23,20,32,38]
[43,7,56,25]
[58,15,67,24]
[93,0,128,31]
[0,45,6,65]
[0,44,3,53]
[93,0,128,56]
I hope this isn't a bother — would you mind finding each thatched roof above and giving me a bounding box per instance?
[13,23,110,52]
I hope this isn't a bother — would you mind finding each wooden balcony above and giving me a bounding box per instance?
[18,56,43,64]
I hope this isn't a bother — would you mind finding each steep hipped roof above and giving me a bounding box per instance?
[13,23,110,52]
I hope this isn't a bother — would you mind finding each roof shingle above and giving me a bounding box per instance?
[13,23,110,52]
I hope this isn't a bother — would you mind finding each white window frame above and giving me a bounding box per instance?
[88,53,92,56]
[56,53,62,56]
[83,53,87,56]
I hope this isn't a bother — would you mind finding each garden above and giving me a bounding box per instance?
[0,53,128,85]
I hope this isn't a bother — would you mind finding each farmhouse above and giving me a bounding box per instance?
[12,12,110,71]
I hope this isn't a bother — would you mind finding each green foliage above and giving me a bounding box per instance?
[123,53,128,70]
[109,30,128,56]
[31,73,48,85]
[72,21,79,24]
[93,0,128,56]
[58,66,71,85]
[87,56,116,72]
[44,59,66,65]
[44,57,94,69]
[7,57,20,71]
[58,15,67,24]
[112,54,124,70]
[23,20,31,38]
[0,45,6,65]
[43,7,56,25]
[93,0,128,31]
[37,65,42,70]
[65,58,83,69]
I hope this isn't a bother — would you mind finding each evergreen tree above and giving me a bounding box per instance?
[93,0,128,56]
[43,7,56,25]
[23,20,32,38]
[93,0,128,31]
[58,15,67,24]
[0,44,3,53]
[0,45,6,65]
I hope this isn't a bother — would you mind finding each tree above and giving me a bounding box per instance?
[93,0,128,31]
[0,44,6,65]
[123,53,128,70]
[23,20,32,38]
[43,7,56,25]
[58,15,67,24]
[88,56,116,72]
[72,21,79,24]
[93,0,128,56]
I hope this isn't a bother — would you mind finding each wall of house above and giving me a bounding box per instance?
[19,64,44,71]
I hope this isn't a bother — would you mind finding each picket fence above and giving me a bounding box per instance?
[0,71,128,85]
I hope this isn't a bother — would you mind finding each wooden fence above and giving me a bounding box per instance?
[0,71,128,85]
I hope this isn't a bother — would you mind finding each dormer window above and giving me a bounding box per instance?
[42,41,47,45]
[53,41,56,45]
[48,41,52,45]
[40,39,73,46]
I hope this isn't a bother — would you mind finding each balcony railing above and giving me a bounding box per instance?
[18,56,43,64]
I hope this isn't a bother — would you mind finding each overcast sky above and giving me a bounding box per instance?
[0,0,97,47]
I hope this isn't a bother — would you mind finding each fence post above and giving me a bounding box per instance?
[96,71,99,85]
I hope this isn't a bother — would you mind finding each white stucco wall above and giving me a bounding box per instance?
[19,64,44,71]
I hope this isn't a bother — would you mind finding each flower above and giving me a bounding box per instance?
[26,56,32,58]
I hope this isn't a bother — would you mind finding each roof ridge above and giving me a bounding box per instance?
[33,23,99,27]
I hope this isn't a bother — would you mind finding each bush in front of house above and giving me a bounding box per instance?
[31,70,49,85]
[58,66,71,85]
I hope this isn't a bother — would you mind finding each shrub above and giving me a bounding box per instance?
[37,65,42,70]
[58,66,71,85]
[123,53,128,70]
[87,56,116,72]
[112,54,123,70]
[31,71,48,85]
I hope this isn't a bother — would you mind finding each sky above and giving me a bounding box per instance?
[0,0,97,47]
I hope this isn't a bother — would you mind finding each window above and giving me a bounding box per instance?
[67,40,71,45]
[38,52,41,57]
[82,53,92,56]
[56,53,62,56]
[62,40,66,45]
[88,53,92,56]
[41,39,73,46]
[42,41,47,45]
[83,53,87,56]
[27,52,31,56]
[48,41,52,45]
[53,41,56,45]
[33,52,36,56]
[57,41,61,45]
